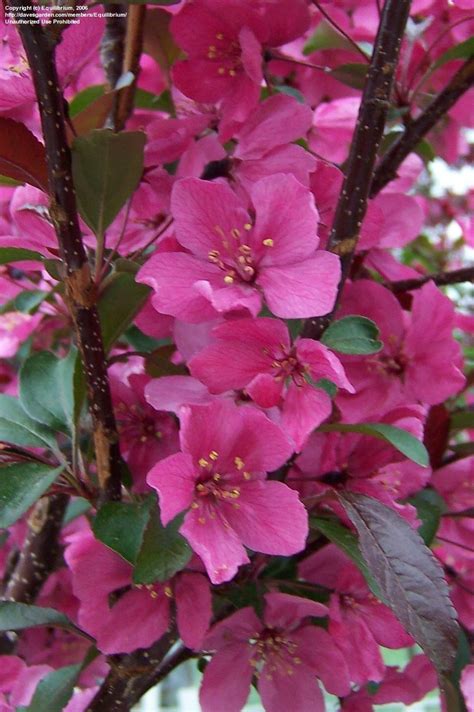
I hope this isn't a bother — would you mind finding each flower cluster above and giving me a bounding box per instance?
[0,0,473,710]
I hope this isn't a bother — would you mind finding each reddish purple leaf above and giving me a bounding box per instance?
[0,118,49,192]
[340,491,459,676]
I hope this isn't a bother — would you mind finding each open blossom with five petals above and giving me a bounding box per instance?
[300,545,413,685]
[170,0,310,133]
[65,530,211,654]
[138,173,340,323]
[147,400,307,584]
[189,317,354,450]
[199,592,351,712]
[336,280,465,421]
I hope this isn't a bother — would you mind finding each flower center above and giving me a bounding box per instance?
[191,452,252,524]
[208,223,274,285]
[207,32,242,77]
[250,628,302,678]
[270,347,307,387]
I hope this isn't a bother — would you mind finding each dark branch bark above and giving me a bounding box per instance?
[303,0,411,339]
[113,4,146,132]
[2,495,68,603]
[12,2,122,502]
[371,57,474,196]
[100,6,127,92]
[389,265,474,293]
[87,631,179,712]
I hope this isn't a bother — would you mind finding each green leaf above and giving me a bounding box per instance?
[98,273,150,352]
[329,63,368,90]
[319,422,429,467]
[0,462,63,527]
[93,498,154,564]
[340,492,460,676]
[311,516,383,600]
[274,86,305,103]
[450,442,474,459]
[0,395,57,450]
[19,664,81,712]
[0,247,43,265]
[135,88,174,113]
[64,497,91,524]
[133,507,192,584]
[0,601,74,632]
[314,378,338,398]
[13,290,48,314]
[145,344,187,378]
[69,85,105,117]
[409,489,445,546]
[0,174,22,187]
[321,316,383,354]
[450,410,474,430]
[433,37,474,70]
[20,350,76,434]
[72,129,146,235]
[286,319,303,341]
[303,20,357,55]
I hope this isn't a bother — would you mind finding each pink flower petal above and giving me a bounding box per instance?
[258,252,340,318]
[258,662,325,712]
[251,174,319,265]
[222,480,307,556]
[282,383,332,451]
[175,572,212,650]
[235,94,312,160]
[181,507,250,584]
[171,178,251,259]
[200,643,253,712]
[137,252,220,323]
[147,452,196,526]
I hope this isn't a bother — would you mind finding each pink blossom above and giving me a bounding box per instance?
[341,654,437,710]
[336,280,465,420]
[199,592,350,712]
[170,0,310,131]
[138,173,340,322]
[147,400,307,583]
[232,94,316,189]
[111,372,179,490]
[289,405,430,518]
[0,311,41,358]
[65,530,211,654]
[189,317,354,450]
[0,655,52,709]
[462,664,474,711]
[300,545,413,685]
[310,97,360,163]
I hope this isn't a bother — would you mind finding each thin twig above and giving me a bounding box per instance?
[389,266,474,293]
[310,0,371,63]
[12,1,123,502]
[371,57,474,196]
[113,4,147,131]
[303,0,412,340]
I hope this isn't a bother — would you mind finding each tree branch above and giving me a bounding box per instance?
[371,57,474,196]
[2,495,68,603]
[389,265,474,293]
[303,0,412,339]
[87,631,178,712]
[100,6,127,92]
[113,4,146,132]
[12,2,122,503]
